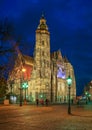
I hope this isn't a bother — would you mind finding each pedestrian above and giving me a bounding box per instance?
[36,98,39,106]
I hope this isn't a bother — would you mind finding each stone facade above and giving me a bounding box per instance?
[8,15,76,103]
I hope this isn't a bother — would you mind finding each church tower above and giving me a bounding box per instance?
[34,15,51,100]
[7,15,76,104]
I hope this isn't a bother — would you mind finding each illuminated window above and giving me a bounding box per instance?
[57,65,66,79]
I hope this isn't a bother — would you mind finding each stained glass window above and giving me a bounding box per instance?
[57,64,66,79]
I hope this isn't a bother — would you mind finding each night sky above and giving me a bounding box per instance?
[0,0,92,95]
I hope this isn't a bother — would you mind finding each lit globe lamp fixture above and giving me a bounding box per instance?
[22,82,28,105]
[85,91,91,103]
[66,75,72,114]
[22,68,26,72]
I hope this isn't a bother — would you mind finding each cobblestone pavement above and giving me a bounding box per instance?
[0,104,92,130]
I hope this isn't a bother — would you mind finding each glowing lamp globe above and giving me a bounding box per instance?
[22,82,28,89]
[66,75,72,86]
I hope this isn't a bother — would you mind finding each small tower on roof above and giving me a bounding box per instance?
[37,13,48,30]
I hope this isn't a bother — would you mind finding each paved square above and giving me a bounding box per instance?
[0,104,92,130]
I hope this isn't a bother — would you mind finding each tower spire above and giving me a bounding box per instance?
[41,12,45,19]
[37,14,48,31]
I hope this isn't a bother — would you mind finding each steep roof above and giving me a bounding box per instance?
[63,56,69,63]
[51,50,62,59]
[22,55,34,66]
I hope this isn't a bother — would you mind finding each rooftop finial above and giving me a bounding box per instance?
[37,12,48,30]
[41,11,45,19]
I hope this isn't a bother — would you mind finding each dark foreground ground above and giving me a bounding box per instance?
[0,103,92,130]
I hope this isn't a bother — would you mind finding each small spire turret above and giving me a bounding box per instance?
[37,14,48,30]
[41,12,45,19]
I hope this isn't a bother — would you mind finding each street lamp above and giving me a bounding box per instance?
[66,75,72,114]
[19,68,26,106]
[22,82,28,104]
[19,88,23,106]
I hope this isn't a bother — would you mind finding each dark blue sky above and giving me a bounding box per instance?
[0,0,92,95]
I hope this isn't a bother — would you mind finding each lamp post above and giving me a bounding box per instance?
[66,75,72,114]
[22,82,28,104]
[21,68,28,105]
[19,68,26,106]
[19,88,23,106]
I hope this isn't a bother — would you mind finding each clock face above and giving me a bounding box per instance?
[57,64,66,79]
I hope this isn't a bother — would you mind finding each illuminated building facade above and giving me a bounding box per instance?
[8,15,76,103]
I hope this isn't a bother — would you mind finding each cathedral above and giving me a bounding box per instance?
[8,15,76,103]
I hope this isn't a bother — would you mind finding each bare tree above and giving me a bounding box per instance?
[0,18,19,97]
